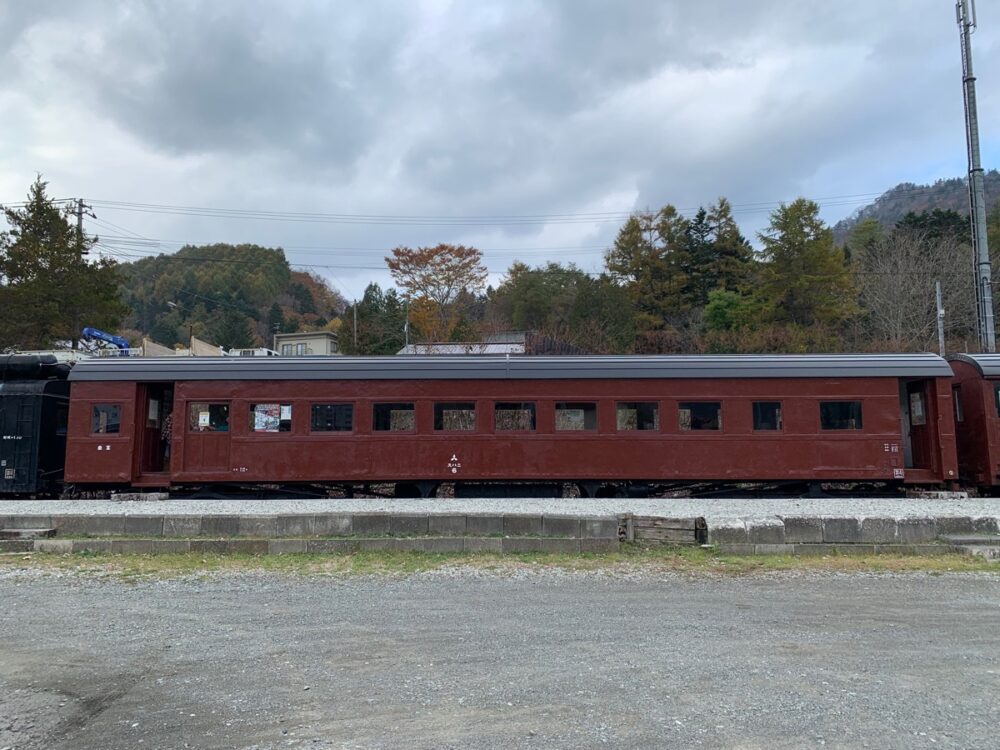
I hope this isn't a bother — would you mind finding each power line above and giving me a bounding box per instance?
[78,184,955,227]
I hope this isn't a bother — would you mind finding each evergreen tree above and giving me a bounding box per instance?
[756,199,856,328]
[0,177,128,349]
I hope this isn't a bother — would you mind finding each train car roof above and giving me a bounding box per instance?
[948,353,1000,377]
[67,353,954,381]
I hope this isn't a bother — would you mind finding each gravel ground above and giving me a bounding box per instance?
[1,569,998,749]
[3,496,1000,525]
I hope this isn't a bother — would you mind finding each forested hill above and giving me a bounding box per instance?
[832,170,1000,243]
[117,244,346,349]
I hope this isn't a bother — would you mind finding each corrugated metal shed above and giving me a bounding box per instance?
[948,353,1000,377]
[67,353,954,382]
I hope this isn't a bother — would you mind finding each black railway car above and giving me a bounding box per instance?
[0,355,71,496]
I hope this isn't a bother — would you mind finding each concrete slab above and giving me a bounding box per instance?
[311,514,352,536]
[4,515,53,530]
[163,516,202,537]
[861,518,899,544]
[306,539,356,553]
[269,539,308,554]
[542,515,581,538]
[429,514,466,535]
[71,539,112,553]
[707,522,748,545]
[226,539,268,555]
[389,514,429,536]
[747,520,785,545]
[823,518,861,544]
[238,516,278,537]
[415,537,465,553]
[466,515,503,536]
[34,539,74,554]
[503,515,543,536]
[581,538,620,553]
[352,514,390,535]
[464,537,502,553]
[897,518,937,544]
[782,517,823,544]
[189,539,229,554]
[582,518,619,539]
[201,516,240,537]
[502,537,581,554]
[124,515,164,537]
[276,515,314,536]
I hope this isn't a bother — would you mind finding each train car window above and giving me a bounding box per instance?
[555,402,597,431]
[616,402,659,431]
[250,403,292,433]
[909,391,927,426]
[678,402,721,431]
[188,402,230,432]
[494,402,536,431]
[55,405,69,437]
[752,402,782,431]
[819,401,862,430]
[373,403,415,431]
[952,386,964,423]
[311,403,353,432]
[434,403,476,431]
[91,404,121,434]
[994,383,1000,418]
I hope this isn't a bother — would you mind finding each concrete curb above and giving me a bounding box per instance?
[717,542,955,556]
[30,536,623,555]
[2,513,624,540]
[706,515,1000,547]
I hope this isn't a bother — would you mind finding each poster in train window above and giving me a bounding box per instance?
[251,403,292,433]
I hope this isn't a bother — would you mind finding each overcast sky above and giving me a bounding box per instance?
[1,0,997,300]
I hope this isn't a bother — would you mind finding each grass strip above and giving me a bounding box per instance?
[0,545,997,579]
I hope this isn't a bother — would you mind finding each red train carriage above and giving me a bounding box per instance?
[63,354,958,496]
[948,354,1000,491]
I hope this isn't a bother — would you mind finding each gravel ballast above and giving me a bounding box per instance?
[3,496,1000,526]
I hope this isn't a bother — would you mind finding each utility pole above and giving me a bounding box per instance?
[936,280,946,356]
[75,198,95,257]
[353,301,358,349]
[956,0,995,352]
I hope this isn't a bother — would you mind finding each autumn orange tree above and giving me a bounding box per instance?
[385,243,488,341]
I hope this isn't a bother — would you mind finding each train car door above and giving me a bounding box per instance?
[182,400,231,475]
[900,380,932,469]
[135,383,174,483]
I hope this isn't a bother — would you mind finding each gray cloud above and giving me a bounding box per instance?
[1,0,997,298]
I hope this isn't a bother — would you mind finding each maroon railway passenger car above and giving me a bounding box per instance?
[63,354,958,496]
[948,354,1000,490]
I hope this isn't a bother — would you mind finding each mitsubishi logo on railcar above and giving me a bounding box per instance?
[448,454,462,474]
